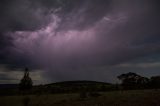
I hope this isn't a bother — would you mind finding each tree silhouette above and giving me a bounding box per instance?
[117,72,149,89]
[19,68,33,91]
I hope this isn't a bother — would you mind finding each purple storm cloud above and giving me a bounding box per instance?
[0,0,160,84]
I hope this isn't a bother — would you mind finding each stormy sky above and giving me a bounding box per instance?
[0,0,160,84]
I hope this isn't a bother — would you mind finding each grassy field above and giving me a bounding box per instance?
[0,90,160,106]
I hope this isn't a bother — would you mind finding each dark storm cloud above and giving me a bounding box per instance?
[0,0,160,83]
[0,0,112,68]
[0,0,49,31]
[0,0,110,31]
[56,0,112,31]
[0,0,55,66]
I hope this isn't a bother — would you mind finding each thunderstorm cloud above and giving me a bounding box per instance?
[0,0,160,84]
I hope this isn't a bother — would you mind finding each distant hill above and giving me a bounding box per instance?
[32,80,114,94]
[0,81,116,95]
[45,80,111,87]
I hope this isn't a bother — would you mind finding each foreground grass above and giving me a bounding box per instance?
[0,90,160,106]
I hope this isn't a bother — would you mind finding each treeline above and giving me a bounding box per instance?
[118,72,160,90]
[0,69,160,96]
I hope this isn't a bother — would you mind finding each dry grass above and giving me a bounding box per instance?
[0,89,160,106]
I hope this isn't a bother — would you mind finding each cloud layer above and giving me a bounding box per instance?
[0,0,160,83]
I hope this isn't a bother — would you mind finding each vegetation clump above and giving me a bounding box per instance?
[19,68,33,91]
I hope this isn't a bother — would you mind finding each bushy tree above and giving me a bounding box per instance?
[117,72,149,89]
[19,68,33,91]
